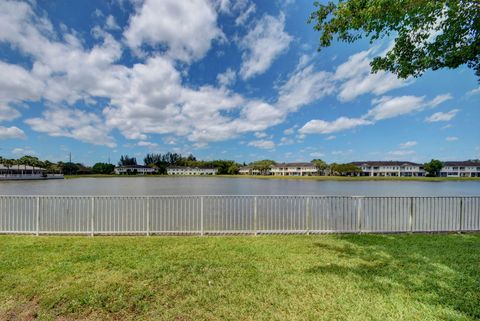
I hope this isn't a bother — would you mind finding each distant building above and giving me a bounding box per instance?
[0,164,63,180]
[238,166,267,175]
[351,161,425,177]
[114,165,156,175]
[270,163,317,176]
[167,166,218,175]
[440,161,480,177]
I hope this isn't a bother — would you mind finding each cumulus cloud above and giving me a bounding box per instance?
[11,147,35,156]
[366,94,451,121]
[300,117,373,134]
[123,0,223,61]
[248,139,275,150]
[25,107,116,147]
[399,141,417,148]
[425,109,459,122]
[239,13,292,79]
[300,92,451,136]
[0,126,26,140]
[0,0,462,151]
[334,49,412,102]
[217,68,237,87]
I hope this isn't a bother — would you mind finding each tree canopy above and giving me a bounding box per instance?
[310,0,480,80]
[424,159,443,177]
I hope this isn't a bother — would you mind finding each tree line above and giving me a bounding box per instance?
[0,154,471,177]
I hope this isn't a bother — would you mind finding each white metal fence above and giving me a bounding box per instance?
[0,195,479,235]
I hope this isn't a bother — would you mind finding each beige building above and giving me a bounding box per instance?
[270,163,317,176]
[440,161,480,177]
[167,166,218,175]
[351,161,425,177]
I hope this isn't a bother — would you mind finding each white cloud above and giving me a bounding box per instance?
[235,3,256,26]
[25,107,116,147]
[428,93,453,107]
[388,150,416,156]
[254,132,268,138]
[0,126,26,140]
[425,109,459,122]
[0,103,22,122]
[445,136,458,142]
[366,94,450,121]
[105,15,120,30]
[137,141,158,148]
[217,68,236,87]
[283,127,295,135]
[399,140,417,148]
[276,64,335,113]
[325,135,336,140]
[248,139,275,149]
[123,0,223,61]
[466,87,480,96]
[279,137,294,146]
[300,117,372,134]
[334,49,411,102]
[239,13,292,79]
[11,147,35,156]
[300,92,451,137]
[310,152,325,158]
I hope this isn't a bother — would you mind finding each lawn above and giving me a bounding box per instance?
[0,234,479,320]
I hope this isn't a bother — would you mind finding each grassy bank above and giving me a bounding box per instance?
[1,234,479,320]
[64,174,480,181]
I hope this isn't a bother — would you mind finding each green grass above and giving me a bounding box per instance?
[1,234,479,320]
[65,174,480,181]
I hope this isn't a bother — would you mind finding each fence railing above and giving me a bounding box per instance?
[0,195,479,235]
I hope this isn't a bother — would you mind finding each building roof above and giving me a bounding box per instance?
[271,162,315,168]
[167,166,218,170]
[116,165,153,169]
[0,164,45,171]
[442,161,480,167]
[350,161,422,167]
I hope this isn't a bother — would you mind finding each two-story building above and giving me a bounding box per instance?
[238,166,268,175]
[270,163,317,176]
[351,161,425,177]
[167,166,218,175]
[114,165,156,175]
[440,161,480,177]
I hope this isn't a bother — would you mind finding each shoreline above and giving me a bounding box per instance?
[63,174,480,182]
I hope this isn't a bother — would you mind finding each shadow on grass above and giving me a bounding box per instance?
[307,234,480,319]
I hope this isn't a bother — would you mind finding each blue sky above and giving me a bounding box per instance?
[0,0,479,165]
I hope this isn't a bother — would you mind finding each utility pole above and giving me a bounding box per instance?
[69,152,72,163]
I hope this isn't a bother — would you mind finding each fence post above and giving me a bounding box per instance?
[459,197,464,232]
[305,197,310,235]
[356,197,363,233]
[90,197,95,237]
[36,196,40,236]
[146,197,150,236]
[200,196,204,236]
[253,196,257,236]
[409,197,414,233]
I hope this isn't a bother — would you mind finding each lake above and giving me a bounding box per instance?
[0,177,479,196]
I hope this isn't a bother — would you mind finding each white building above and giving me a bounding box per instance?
[238,166,267,175]
[114,165,156,175]
[440,161,480,177]
[351,161,425,177]
[270,163,317,176]
[167,166,218,175]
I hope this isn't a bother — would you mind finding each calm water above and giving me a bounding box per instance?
[0,177,479,196]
